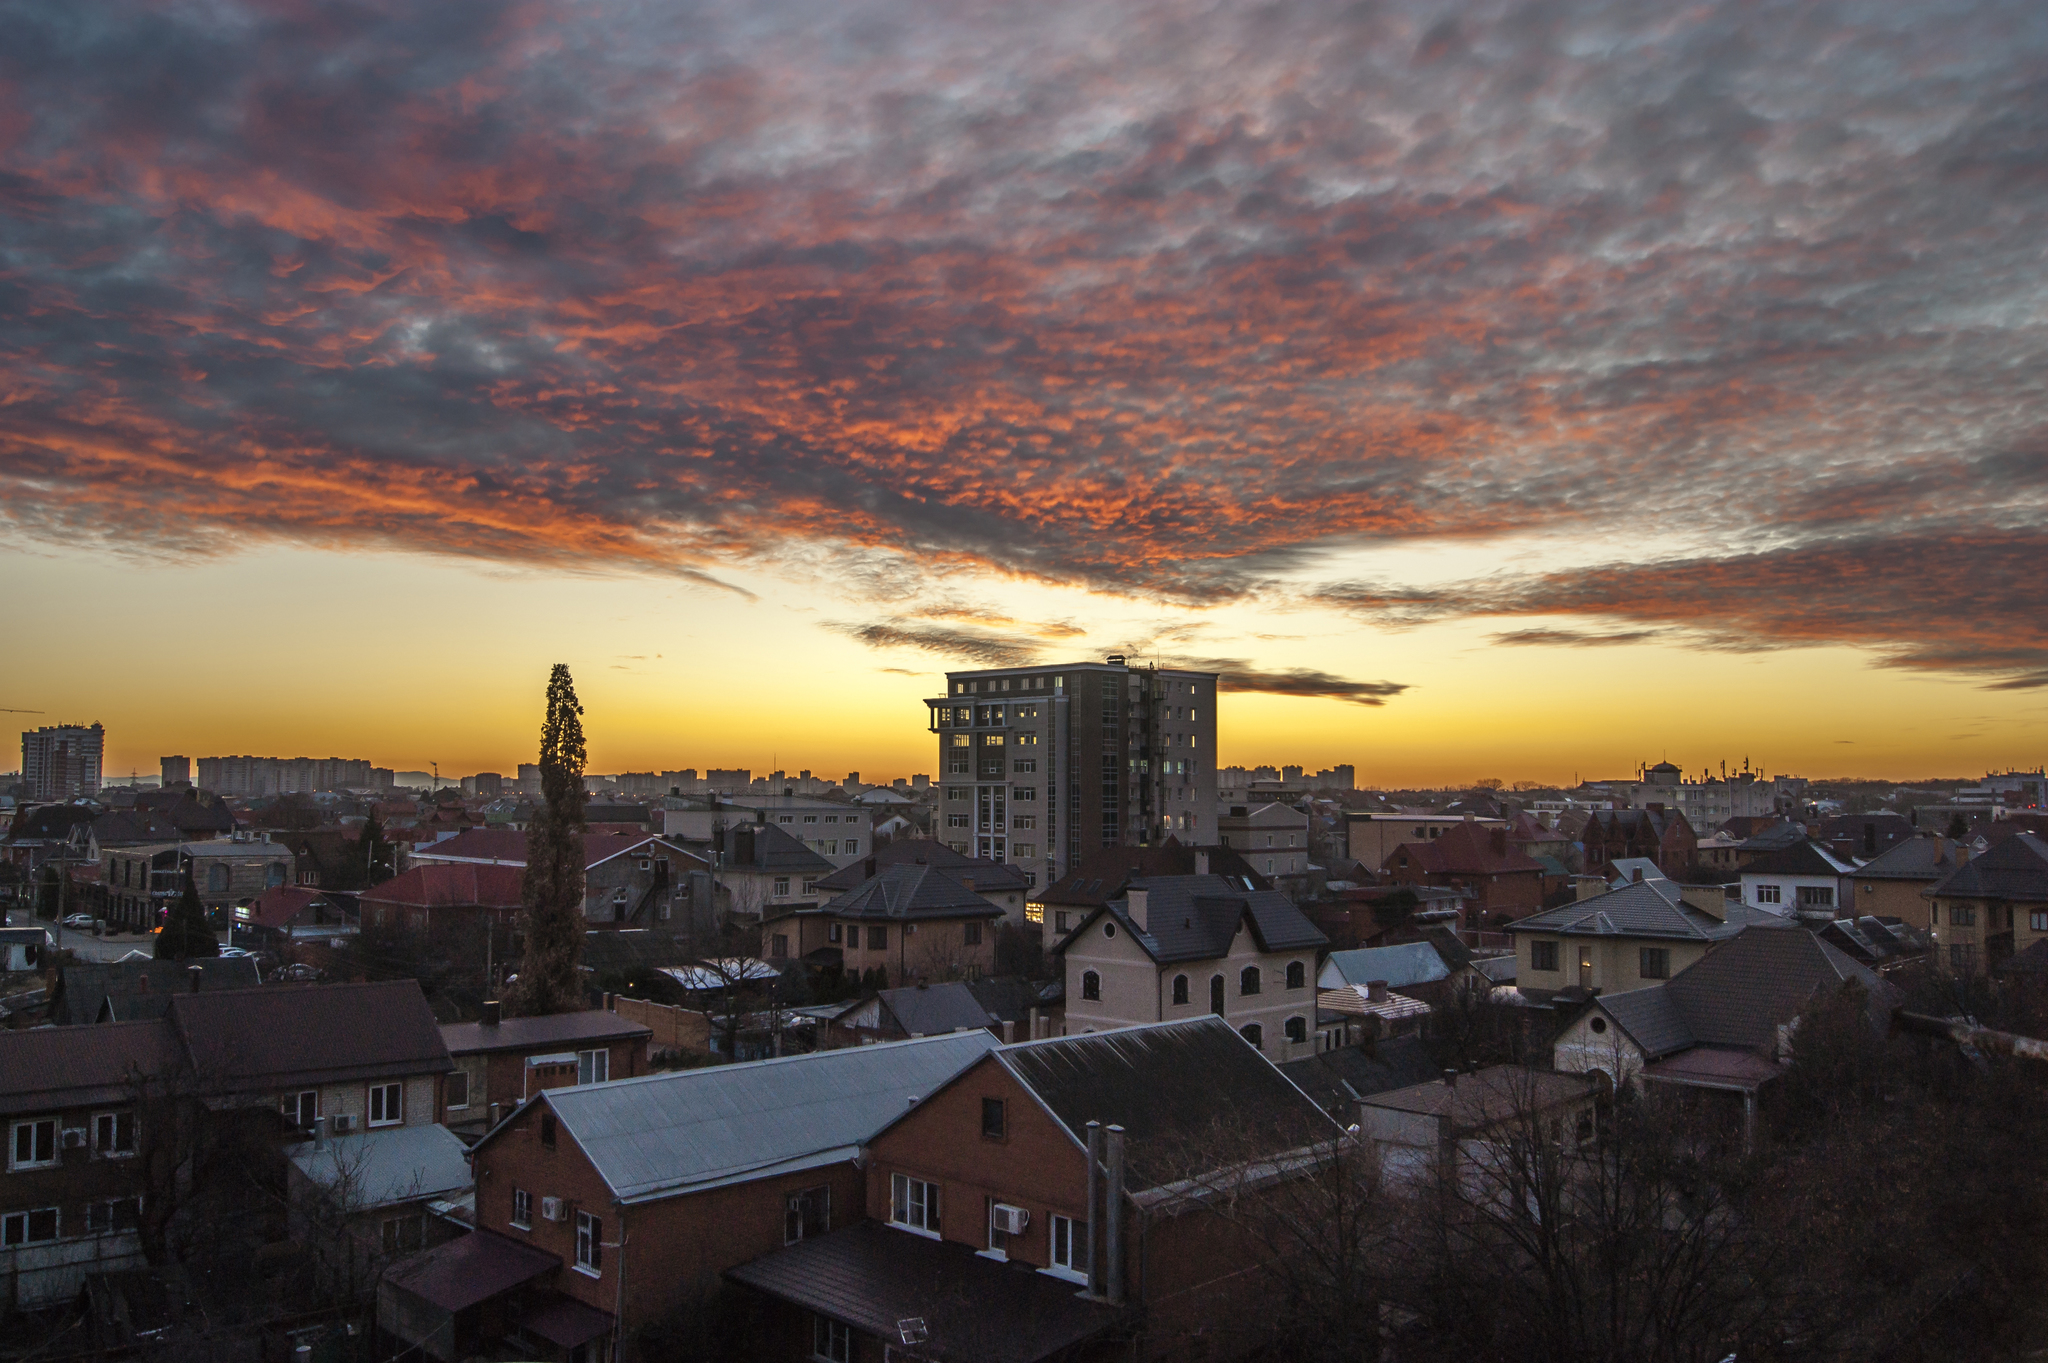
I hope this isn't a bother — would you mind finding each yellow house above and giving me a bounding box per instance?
[1505,880,1738,1003]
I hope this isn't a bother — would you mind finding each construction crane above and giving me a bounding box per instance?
[0,708,44,714]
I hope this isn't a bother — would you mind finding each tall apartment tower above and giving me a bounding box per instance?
[22,723,105,801]
[161,756,191,787]
[927,658,1219,889]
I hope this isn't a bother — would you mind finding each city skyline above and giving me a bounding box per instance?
[6,0,2048,783]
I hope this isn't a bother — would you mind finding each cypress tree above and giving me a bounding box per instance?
[509,664,588,1015]
[361,811,393,887]
[155,868,221,960]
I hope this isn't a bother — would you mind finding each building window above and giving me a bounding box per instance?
[1950,905,1977,927]
[802,879,818,895]
[382,1215,425,1254]
[948,813,970,827]
[1755,884,1782,905]
[785,1185,830,1244]
[1049,1213,1081,1279]
[868,925,887,949]
[1285,1016,1307,1044]
[1285,961,1306,990]
[576,1210,603,1273]
[772,933,790,958]
[86,1198,140,1234]
[283,1090,318,1130]
[512,1188,532,1229]
[368,1082,403,1127]
[541,1113,557,1148]
[1240,1023,1264,1048]
[1055,911,1070,933]
[828,923,843,944]
[1210,975,1225,1015]
[2032,912,2048,934]
[803,815,818,824]
[1639,948,1671,980]
[1951,943,1979,973]
[578,1049,609,1085]
[1172,974,1189,1005]
[445,1072,470,1110]
[1015,843,1037,859]
[1081,971,1100,1001]
[961,920,983,947]
[843,840,858,855]
[1530,941,1559,972]
[890,1173,941,1235]
[2,1208,59,1247]
[1014,759,1038,773]
[93,1111,136,1157]
[813,1316,852,1363]
[774,876,791,897]
[11,1118,56,1170]
[1240,965,1261,996]
[982,1097,1006,1140]
[1797,885,1834,909]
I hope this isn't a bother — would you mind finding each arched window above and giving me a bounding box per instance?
[1209,975,1225,1016]
[1240,1023,1263,1049]
[1285,961,1305,990]
[1285,1016,1307,1044]
[1172,975,1189,1005]
[1082,971,1101,1002]
[1240,965,1261,996]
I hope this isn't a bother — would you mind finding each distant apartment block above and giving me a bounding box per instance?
[160,755,191,786]
[929,658,1219,889]
[195,755,374,796]
[22,723,104,800]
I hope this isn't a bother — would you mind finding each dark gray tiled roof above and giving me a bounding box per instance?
[0,1018,186,1116]
[53,957,264,1026]
[1662,925,1894,1049]
[994,1016,1341,1192]
[727,1222,1124,1363]
[1279,1035,1442,1115]
[738,823,840,873]
[1052,874,1325,965]
[876,982,998,1036]
[1506,880,1732,942]
[813,842,1029,894]
[1037,841,1273,907]
[1927,833,2048,903]
[1595,987,1696,1060]
[1741,839,1856,878]
[1852,836,1967,882]
[820,863,1007,922]
[170,980,451,1090]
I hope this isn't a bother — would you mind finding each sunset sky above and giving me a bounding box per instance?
[3,0,2046,788]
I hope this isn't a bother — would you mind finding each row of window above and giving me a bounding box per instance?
[1526,941,1670,979]
[772,813,858,824]
[10,1111,137,1171]
[2,1197,140,1247]
[1077,961,1308,1003]
[274,1083,407,1134]
[950,675,1060,695]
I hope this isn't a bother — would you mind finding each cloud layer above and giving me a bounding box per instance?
[4,0,2047,686]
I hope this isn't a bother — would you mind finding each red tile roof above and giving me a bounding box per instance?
[1385,820,1545,876]
[360,863,525,910]
[407,827,647,870]
[247,885,331,930]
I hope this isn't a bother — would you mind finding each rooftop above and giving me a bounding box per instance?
[441,1009,652,1055]
[1505,879,1736,942]
[1051,874,1326,965]
[289,1124,473,1209]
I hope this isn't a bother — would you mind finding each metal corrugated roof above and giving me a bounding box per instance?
[1318,943,1449,990]
[544,1030,997,1203]
[289,1124,473,1209]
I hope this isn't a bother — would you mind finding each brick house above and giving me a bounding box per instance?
[761,862,1006,984]
[1053,874,1327,1062]
[408,830,711,929]
[384,1032,997,1363]
[1380,820,1546,930]
[1579,807,1697,878]
[437,1003,652,1139]
[728,1016,1345,1362]
[360,863,525,936]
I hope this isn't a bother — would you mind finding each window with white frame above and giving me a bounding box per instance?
[1048,1213,1082,1279]
[774,876,792,895]
[10,1118,56,1170]
[85,1197,140,1234]
[890,1173,940,1235]
[282,1090,318,1130]
[94,1111,136,1157]
[801,878,818,896]
[512,1187,532,1228]
[785,1185,830,1245]
[1755,884,1782,904]
[812,1316,851,1363]
[2,1207,59,1246]
[575,1209,603,1273]
[368,1082,403,1127]
[578,1049,609,1085]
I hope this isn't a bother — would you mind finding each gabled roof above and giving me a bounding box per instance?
[246,885,338,931]
[1319,943,1450,990]
[1741,839,1857,878]
[1384,820,1545,876]
[407,828,652,870]
[1036,840,1272,908]
[1505,880,1734,942]
[1362,1068,1598,1132]
[358,863,524,910]
[988,1016,1342,1192]
[526,1030,997,1203]
[1278,1035,1442,1114]
[1593,986,1696,1060]
[816,862,1006,922]
[812,841,1029,894]
[1584,807,1693,840]
[5,804,99,842]
[52,957,264,1026]
[1051,874,1327,965]
[1927,832,2048,903]
[170,980,451,1091]
[89,809,185,846]
[441,1010,652,1056]
[871,982,999,1036]
[1736,821,1808,853]
[289,1124,472,1209]
[0,1018,186,1116]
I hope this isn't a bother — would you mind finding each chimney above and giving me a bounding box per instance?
[1105,1125,1127,1306]
[1194,850,1209,876]
[1442,1069,1458,1089]
[1367,980,1389,1002]
[1125,888,1149,931]
[488,1102,501,1128]
[483,1000,502,1026]
[1001,1019,1016,1043]
[312,1116,326,1149]
[602,992,615,1011]
[1084,1121,1105,1298]
[1028,1006,1042,1040]
[188,965,204,993]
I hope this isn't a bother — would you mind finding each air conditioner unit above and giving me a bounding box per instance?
[329,1114,355,1133]
[991,1204,1030,1236]
[541,1197,567,1222]
[61,1128,88,1150]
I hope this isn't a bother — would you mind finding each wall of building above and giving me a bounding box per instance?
[1515,933,1710,997]
[0,1098,149,1307]
[1551,1008,1649,1087]
[1854,878,1936,929]
[1061,915,1317,1061]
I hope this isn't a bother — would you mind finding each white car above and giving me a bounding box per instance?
[63,914,97,930]
[218,946,253,958]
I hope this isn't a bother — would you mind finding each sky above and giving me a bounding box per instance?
[3,0,2047,788]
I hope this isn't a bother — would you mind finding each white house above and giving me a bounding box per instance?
[1738,839,1856,920]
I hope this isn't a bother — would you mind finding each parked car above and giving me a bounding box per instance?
[63,913,97,929]
[218,946,253,958]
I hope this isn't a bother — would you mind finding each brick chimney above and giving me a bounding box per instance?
[1367,980,1389,1002]
[1126,888,1149,931]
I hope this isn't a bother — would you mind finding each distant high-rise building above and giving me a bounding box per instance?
[194,755,373,796]
[22,723,104,800]
[161,755,191,787]
[928,658,1219,889]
